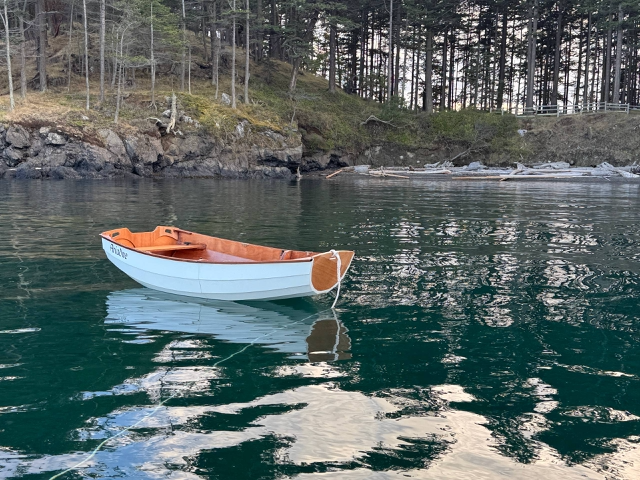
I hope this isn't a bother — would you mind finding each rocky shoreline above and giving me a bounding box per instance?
[0,121,320,180]
[3,110,640,180]
[0,120,452,180]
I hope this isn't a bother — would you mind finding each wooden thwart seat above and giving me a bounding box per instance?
[137,244,207,252]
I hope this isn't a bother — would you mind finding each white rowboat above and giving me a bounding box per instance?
[101,226,354,301]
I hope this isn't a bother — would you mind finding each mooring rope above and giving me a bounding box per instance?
[329,250,342,309]
[49,307,336,480]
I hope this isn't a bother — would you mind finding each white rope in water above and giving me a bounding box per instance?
[329,250,342,309]
[49,308,335,480]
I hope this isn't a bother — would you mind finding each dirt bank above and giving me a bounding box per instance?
[517,113,640,167]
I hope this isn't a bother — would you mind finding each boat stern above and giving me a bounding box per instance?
[310,251,355,294]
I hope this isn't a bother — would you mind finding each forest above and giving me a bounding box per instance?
[0,0,639,117]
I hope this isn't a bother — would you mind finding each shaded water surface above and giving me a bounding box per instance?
[0,179,639,479]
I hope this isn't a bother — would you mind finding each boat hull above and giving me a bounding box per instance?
[102,238,348,301]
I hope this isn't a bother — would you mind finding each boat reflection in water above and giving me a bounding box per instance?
[105,288,351,361]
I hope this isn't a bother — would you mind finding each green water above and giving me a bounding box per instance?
[1,179,639,479]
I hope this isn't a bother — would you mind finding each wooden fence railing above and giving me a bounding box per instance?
[508,102,640,117]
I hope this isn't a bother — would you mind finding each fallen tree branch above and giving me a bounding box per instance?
[449,149,471,163]
[360,115,397,128]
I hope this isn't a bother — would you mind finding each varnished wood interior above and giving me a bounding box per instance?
[137,244,206,252]
[100,226,345,265]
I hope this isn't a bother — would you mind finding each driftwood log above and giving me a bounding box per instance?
[326,169,344,179]
[369,171,410,179]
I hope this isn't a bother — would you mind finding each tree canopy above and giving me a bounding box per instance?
[1,0,639,115]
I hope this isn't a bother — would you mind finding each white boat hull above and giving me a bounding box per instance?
[102,238,341,301]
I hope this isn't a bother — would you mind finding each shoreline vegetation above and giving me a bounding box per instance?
[1,2,640,179]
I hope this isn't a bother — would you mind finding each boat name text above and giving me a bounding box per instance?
[110,244,128,260]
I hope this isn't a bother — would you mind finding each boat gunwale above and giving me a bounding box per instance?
[100,232,328,265]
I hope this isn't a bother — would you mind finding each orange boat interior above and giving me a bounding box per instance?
[101,226,320,263]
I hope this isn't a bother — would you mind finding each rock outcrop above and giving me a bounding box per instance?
[0,122,308,180]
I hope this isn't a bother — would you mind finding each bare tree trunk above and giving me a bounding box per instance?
[214,34,220,98]
[328,16,336,92]
[269,0,279,58]
[244,0,249,103]
[36,0,47,91]
[359,11,367,98]
[440,28,448,110]
[551,1,563,108]
[575,17,583,105]
[387,0,393,102]
[496,10,508,109]
[583,12,591,104]
[255,0,262,60]
[591,32,598,102]
[425,29,433,113]
[181,0,186,91]
[410,30,416,107]
[167,92,177,132]
[473,15,481,106]
[19,0,28,99]
[603,13,613,102]
[508,21,517,110]
[83,0,90,110]
[150,0,156,108]
[563,25,570,111]
[188,45,192,94]
[231,0,237,108]
[401,26,409,100]
[289,58,300,94]
[612,5,623,103]
[1,0,14,110]
[67,1,74,92]
[211,0,217,89]
[409,31,415,108]
[369,22,376,99]
[111,26,117,87]
[98,0,105,101]
[114,32,126,123]
[201,2,208,62]
[114,62,123,123]
[448,32,455,108]
[393,5,401,96]
[414,24,420,110]
[525,0,538,109]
